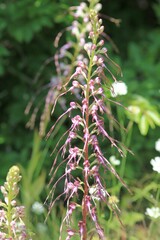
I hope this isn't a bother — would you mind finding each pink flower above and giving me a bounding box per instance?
[66,229,75,240]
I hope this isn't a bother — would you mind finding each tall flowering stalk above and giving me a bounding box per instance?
[46,0,129,239]
[0,166,31,240]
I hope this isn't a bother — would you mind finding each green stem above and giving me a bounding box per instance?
[147,176,160,239]
[117,105,133,197]
[82,26,98,240]
[7,187,13,237]
[120,121,133,178]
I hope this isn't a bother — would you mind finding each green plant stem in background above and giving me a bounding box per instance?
[117,106,133,196]
[120,121,133,178]
[147,175,160,240]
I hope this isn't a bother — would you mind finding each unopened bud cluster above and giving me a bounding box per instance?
[0,166,31,239]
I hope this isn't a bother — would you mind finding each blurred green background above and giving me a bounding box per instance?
[0,0,160,239]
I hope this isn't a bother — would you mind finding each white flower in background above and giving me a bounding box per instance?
[111,81,128,97]
[145,207,160,219]
[150,156,160,173]
[109,155,120,166]
[37,223,47,233]
[155,139,160,152]
[32,201,45,215]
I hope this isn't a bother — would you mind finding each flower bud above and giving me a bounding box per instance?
[4,182,9,191]
[90,104,98,114]
[76,67,82,74]
[72,81,80,88]
[67,229,75,237]
[96,66,103,74]
[91,44,96,50]
[98,40,104,47]
[6,166,21,185]
[15,206,25,218]
[70,102,77,109]
[4,197,8,204]
[101,47,108,53]
[95,77,101,84]
[98,26,104,34]
[89,31,94,39]
[84,42,92,56]
[95,3,102,12]
[0,186,7,196]
[99,19,103,25]
[89,79,95,91]
[97,88,103,94]
[98,57,104,65]
[11,200,17,206]
[69,202,77,211]
[77,61,85,69]
[69,132,77,139]
[93,55,98,64]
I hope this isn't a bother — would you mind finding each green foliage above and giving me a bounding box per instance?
[153,1,160,24]
[126,95,160,135]
[2,1,54,42]
[0,0,72,178]
[20,131,46,211]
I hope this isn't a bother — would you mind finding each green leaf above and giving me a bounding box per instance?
[30,171,46,199]
[139,115,149,135]
[146,111,160,126]
[0,45,9,56]
[0,63,5,76]
[123,211,144,227]
[0,202,7,209]
[132,182,159,202]
[27,130,42,180]
[0,19,7,31]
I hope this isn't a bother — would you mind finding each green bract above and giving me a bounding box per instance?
[126,95,160,135]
